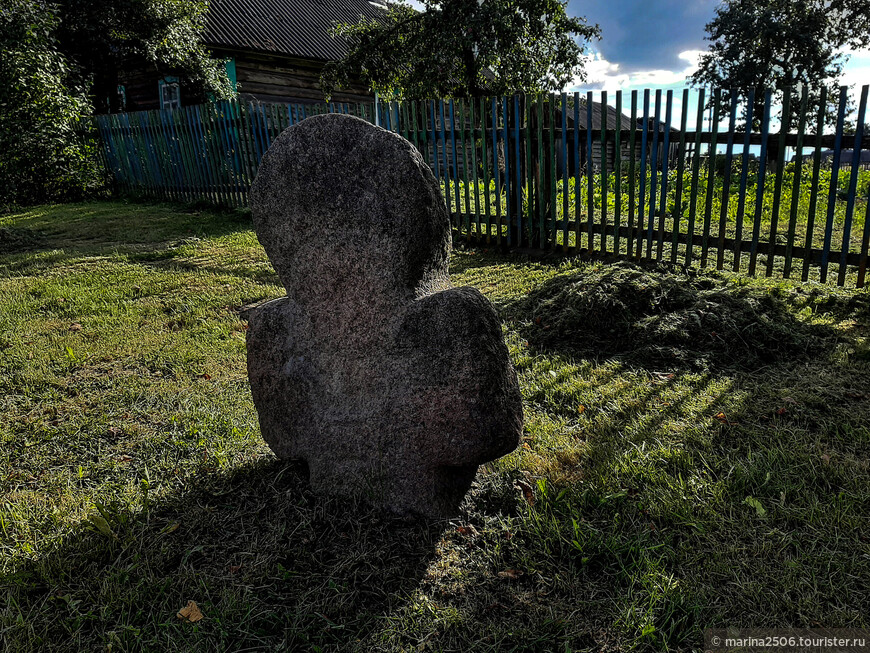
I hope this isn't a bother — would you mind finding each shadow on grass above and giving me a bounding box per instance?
[3,458,449,652]
[0,200,285,287]
[0,200,253,263]
[3,245,870,651]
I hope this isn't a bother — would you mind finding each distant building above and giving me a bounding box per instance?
[798,149,870,168]
[114,0,382,113]
[556,99,682,174]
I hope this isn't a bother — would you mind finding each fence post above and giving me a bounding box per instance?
[820,87,848,284]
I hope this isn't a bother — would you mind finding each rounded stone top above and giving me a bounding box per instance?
[250,113,452,305]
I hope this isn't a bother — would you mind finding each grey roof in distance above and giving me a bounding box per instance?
[203,0,386,62]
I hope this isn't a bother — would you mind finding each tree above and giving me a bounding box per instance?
[0,0,232,206]
[55,0,233,113]
[0,0,98,206]
[321,0,601,100]
[690,0,870,130]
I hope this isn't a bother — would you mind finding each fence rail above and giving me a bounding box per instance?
[92,86,870,287]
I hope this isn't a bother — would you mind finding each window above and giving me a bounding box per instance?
[159,76,180,110]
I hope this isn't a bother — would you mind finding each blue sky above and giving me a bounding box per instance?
[560,0,870,134]
[567,0,717,82]
[566,0,870,97]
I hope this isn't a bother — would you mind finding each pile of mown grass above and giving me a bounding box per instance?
[519,261,846,370]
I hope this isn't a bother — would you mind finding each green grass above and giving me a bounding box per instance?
[443,163,870,268]
[2,200,869,652]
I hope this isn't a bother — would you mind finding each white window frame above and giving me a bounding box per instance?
[159,76,181,110]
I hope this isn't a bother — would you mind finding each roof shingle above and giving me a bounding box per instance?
[203,0,385,62]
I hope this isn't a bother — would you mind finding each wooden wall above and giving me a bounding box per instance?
[113,50,370,114]
[226,51,372,105]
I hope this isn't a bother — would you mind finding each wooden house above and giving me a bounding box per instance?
[557,99,682,175]
[115,0,382,112]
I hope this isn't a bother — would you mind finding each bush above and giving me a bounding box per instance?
[0,0,105,209]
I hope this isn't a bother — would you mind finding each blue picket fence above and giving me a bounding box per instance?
[91,86,870,286]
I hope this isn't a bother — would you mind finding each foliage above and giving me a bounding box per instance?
[690,0,870,129]
[321,0,601,100]
[445,160,870,256]
[0,0,232,207]
[55,0,233,113]
[0,0,102,208]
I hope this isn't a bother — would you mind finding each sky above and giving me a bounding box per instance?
[565,0,870,124]
[566,0,718,90]
[556,0,870,138]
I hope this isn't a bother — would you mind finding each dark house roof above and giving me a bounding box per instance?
[203,0,385,62]
[575,99,626,130]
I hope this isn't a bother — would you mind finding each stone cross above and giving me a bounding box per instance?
[247,113,523,518]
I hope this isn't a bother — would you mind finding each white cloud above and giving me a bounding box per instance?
[572,49,703,92]
[840,49,870,87]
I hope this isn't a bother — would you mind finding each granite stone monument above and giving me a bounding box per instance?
[247,113,523,518]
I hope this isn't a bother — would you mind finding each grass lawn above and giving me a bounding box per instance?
[1,201,869,652]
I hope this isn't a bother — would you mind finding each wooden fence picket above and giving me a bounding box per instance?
[671,89,688,265]
[733,89,755,271]
[838,86,869,285]
[87,86,870,287]
[820,88,849,283]
[717,92,738,270]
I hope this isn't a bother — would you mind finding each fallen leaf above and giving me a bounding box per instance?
[115,455,133,463]
[89,514,117,539]
[821,454,831,465]
[69,323,82,332]
[198,373,212,380]
[744,496,767,517]
[456,525,477,537]
[107,426,122,438]
[535,317,542,325]
[515,479,535,506]
[714,411,728,423]
[577,404,586,414]
[162,522,180,534]
[229,565,242,574]
[498,569,523,579]
[776,407,787,415]
[177,600,203,623]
